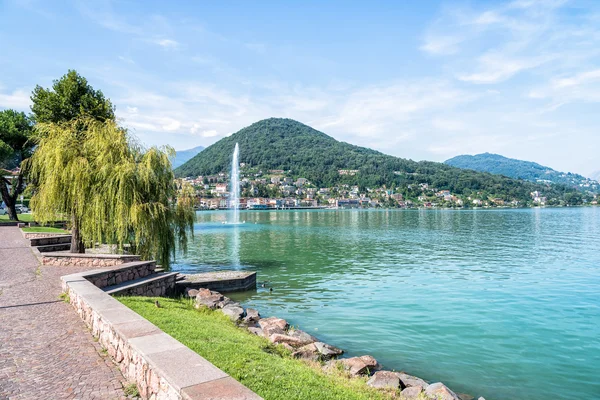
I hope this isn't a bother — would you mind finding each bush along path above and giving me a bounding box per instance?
[120,289,487,400]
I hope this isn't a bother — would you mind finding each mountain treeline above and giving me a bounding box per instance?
[445,153,596,191]
[176,118,579,202]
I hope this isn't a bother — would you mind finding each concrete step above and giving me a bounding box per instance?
[30,235,72,247]
[36,243,71,252]
[103,272,180,297]
[84,260,156,288]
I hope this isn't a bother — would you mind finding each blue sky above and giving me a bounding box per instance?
[1,0,599,176]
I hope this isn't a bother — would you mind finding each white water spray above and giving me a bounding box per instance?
[230,143,241,224]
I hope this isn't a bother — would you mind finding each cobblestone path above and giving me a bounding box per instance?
[0,226,125,399]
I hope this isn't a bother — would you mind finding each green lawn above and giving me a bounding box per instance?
[0,213,34,222]
[21,226,69,234]
[119,297,396,400]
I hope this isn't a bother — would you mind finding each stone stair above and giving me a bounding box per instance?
[82,260,182,297]
[35,243,72,252]
[30,234,72,253]
[103,272,180,296]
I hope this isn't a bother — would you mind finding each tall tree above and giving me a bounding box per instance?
[27,116,194,265]
[30,70,115,124]
[0,110,34,221]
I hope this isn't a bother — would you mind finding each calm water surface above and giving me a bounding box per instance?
[174,208,600,400]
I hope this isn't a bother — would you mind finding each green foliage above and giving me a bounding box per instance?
[27,116,195,267]
[175,118,578,203]
[21,227,69,234]
[123,383,139,397]
[120,296,393,400]
[0,109,35,220]
[58,292,70,303]
[0,109,34,169]
[30,70,115,124]
[445,153,597,191]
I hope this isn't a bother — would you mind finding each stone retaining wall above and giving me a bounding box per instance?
[23,232,69,240]
[61,270,261,400]
[42,253,141,267]
[84,261,156,288]
[107,273,178,297]
[177,271,257,294]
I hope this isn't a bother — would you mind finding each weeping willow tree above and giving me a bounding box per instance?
[26,116,195,267]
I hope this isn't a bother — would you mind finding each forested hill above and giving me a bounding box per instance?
[445,153,597,191]
[175,118,576,201]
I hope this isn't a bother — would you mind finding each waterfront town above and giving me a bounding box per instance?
[182,168,599,210]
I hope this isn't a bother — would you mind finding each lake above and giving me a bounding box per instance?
[173,208,600,400]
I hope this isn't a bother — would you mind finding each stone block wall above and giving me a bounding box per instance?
[61,270,261,400]
[85,262,156,288]
[108,273,178,297]
[24,232,69,240]
[42,253,141,267]
[65,282,181,399]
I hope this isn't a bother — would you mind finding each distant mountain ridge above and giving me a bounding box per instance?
[445,153,598,191]
[175,118,578,203]
[172,145,204,168]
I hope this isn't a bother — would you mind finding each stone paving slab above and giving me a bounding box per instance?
[0,226,126,400]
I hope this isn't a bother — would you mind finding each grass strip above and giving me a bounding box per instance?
[119,297,395,400]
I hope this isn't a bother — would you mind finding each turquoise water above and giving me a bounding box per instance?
[174,208,600,400]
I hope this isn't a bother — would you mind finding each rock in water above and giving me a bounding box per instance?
[425,382,461,400]
[366,371,401,389]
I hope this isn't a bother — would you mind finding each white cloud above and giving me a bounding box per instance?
[459,53,554,84]
[154,39,179,49]
[420,35,463,55]
[0,88,31,110]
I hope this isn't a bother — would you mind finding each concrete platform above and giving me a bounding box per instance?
[177,270,257,293]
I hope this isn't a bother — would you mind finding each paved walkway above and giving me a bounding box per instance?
[0,227,125,400]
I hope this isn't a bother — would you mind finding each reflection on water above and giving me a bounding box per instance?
[173,208,600,400]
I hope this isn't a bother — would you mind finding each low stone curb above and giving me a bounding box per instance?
[61,268,262,400]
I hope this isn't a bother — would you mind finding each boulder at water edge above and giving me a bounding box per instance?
[401,386,424,399]
[395,372,429,390]
[292,342,343,361]
[425,382,461,400]
[337,355,379,376]
[195,289,224,309]
[220,304,245,321]
[243,308,260,324]
[258,317,289,331]
[366,371,401,389]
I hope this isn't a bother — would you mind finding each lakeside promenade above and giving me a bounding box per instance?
[0,226,124,399]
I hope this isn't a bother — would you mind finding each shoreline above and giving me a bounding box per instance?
[187,287,486,400]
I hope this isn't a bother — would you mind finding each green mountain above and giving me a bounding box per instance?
[172,145,204,168]
[175,118,578,203]
[445,153,598,191]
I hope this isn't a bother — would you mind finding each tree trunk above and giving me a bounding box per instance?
[0,179,19,221]
[70,215,85,253]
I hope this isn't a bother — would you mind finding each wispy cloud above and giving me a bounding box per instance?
[153,39,179,49]
[0,87,31,111]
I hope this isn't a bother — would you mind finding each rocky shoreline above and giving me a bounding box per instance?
[186,287,486,400]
